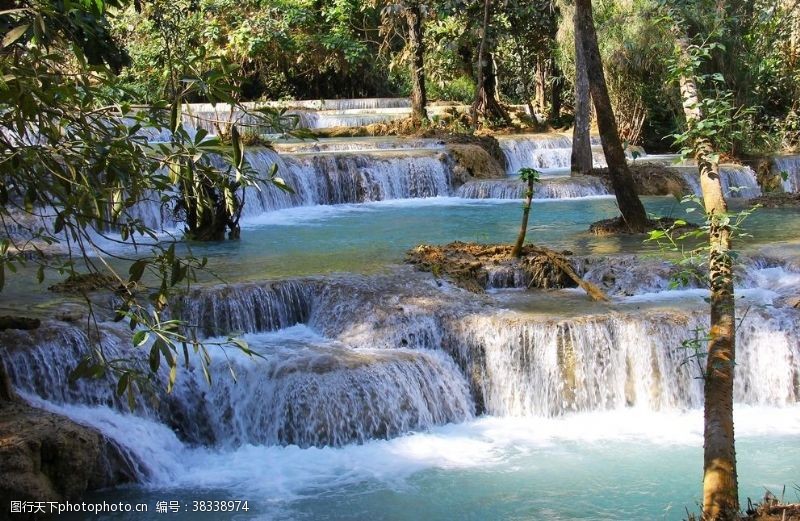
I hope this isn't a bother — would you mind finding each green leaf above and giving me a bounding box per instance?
[128,259,148,283]
[231,124,244,171]
[170,101,182,134]
[2,24,29,48]
[149,341,162,372]
[133,330,149,347]
[167,365,177,393]
[116,372,130,397]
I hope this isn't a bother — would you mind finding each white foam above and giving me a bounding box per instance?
[25,398,800,499]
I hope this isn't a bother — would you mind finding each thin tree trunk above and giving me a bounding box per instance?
[511,176,535,258]
[571,15,592,176]
[549,57,563,123]
[575,0,649,232]
[407,1,428,125]
[677,36,739,521]
[535,59,547,113]
[471,0,510,125]
[512,41,538,125]
[548,5,563,123]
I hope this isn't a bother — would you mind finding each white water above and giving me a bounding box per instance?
[27,396,800,521]
[674,165,761,199]
[774,155,800,193]
[457,176,611,199]
[498,134,610,176]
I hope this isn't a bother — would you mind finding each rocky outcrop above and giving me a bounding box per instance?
[0,358,138,519]
[444,143,505,185]
[590,164,691,197]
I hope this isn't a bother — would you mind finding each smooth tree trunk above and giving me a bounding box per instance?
[549,57,563,123]
[511,176,535,258]
[406,1,428,125]
[571,14,593,176]
[535,58,547,113]
[574,0,649,232]
[677,36,739,521]
[548,6,563,123]
[512,40,538,124]
[471,0,510,125]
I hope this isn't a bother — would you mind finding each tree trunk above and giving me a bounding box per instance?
[535,59,547,114]
[180,165,240,241]
[677,36,739,521]
[406,1,428,125]
[575,0,649,232]
[512,41,538,125]
[548,5,563,123]
[549,57,563,123]
[571,14,592,176]
[471,0,510,125]
[511,176,535,258]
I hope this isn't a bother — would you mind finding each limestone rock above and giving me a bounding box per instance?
[0,400,137,519]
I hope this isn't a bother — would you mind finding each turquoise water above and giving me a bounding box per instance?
[67,407,800,521]
[188,196,800,281]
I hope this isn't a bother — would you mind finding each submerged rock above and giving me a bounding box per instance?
[749,192,800,208]
[589,216,695,236]
[47,273,118,295]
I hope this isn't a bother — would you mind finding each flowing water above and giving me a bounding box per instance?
[3,120,799,521]
[774,155,800,193]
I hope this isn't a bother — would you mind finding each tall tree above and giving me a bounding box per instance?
[575,0,649,232]
[571,11,593,176]
[547,4,563,123]
[471,0,510,125]
[674,30,739,521]
[379,0,429,124]
[406,1,429,124]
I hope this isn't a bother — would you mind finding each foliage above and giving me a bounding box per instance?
[111,0,396,102]
[646,195,759,289]
[0,0,297,401]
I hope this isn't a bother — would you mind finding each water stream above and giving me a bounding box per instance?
[3,119,799,520]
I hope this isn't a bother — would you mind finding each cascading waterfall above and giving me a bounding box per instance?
[2,320,474,449]
[773,155,800,193]
[498,134,608,175]
[456,176,610,200]
[2,261,799,462]
[128,148,454,230]
[445,307,799,417]
[179,279,316,338]
[273,138,445,154]
[677,165,762,199]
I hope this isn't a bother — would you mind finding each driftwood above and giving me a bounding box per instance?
[406,241,608,302]
[526,246,608,302]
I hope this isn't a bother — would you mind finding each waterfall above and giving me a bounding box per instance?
[498,135,609,175]
[179,279,316,338]
[446,306,799,417]
[720,165,762,198]
[273,138,445,154]
[678,165,761,199]
[167,328,474,448]
[456,176,610,199]
[3,263,799,453]
[2,322,473,448]
[128,148,454,230]
[773,155,800,193]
